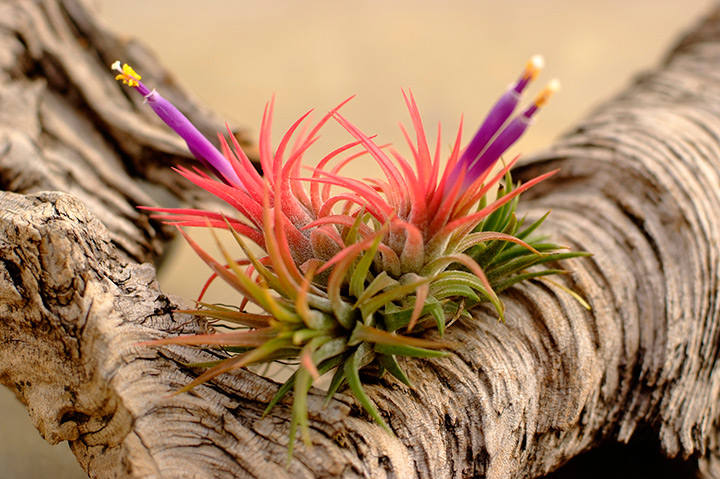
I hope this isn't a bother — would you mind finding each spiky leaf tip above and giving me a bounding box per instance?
[114,57,589,453]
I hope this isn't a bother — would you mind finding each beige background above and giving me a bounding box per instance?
[0,1,715,477]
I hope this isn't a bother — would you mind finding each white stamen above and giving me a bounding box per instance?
[547,78,561,94]
[529,54,544,71]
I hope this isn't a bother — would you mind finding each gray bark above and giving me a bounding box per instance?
[2,0,720,478]
[0,0,257,263]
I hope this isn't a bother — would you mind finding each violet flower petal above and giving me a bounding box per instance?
[112,61,244,188]
[459,55,544,168]
[463,79,560,191]
[144,89,243,187]
[447,56,544,189]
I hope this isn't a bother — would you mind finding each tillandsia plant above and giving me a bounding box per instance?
[112,56,588,453]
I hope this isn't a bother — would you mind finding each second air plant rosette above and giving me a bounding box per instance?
[113,56,588,453]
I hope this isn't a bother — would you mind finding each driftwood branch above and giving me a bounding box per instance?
[3,1,720,478]
[0,0,257,262]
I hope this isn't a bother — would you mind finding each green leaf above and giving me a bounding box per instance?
[480,185,513,232]
[287,367,313,461]
[182,304,271,329]
[290,334,338,459]
[343,207,368,246]
[430,284,480,302]
[377,354,412,387]
[323,365,347,408]
[374,343,448,358]
[353,271,399,306]
[380,296,444,333]
[223,217,289,296]
[473,214,518,268]
[487,251,591,283]
[424,257,505,319]
[265,374,297,417]
[349,232,384,299]
[516,210,551,241]
[492,242,563,265]
[429,300,447,336]
[357,277,430,322]
[476,192,488,212]
[492,269,569,292]
[537,277,592,310]
[175,337,292,395]
[296,308,335,331]
[431,270,493,296]
[264,340,349,417]
[344,343,390,432]
[348,322,447,349]
[238,347,301,362]
[221,346,254,354]
[314,337,350,363]
[291,328,326,346]
[303,293,336,314]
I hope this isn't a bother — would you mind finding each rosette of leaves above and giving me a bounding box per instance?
[113,57,588,454]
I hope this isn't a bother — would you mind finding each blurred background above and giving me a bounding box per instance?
[0,1,715,477]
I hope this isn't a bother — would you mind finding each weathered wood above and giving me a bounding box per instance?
[0,0,256,262]
[2,0,720,478]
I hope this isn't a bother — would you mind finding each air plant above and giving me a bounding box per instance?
[113,57,588,454]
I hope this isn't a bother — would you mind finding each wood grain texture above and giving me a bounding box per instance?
[0,0,257,262]
[2,0,720,478]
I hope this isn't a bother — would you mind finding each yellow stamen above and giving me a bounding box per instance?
[523,54,545,81]
[533,78,560,107]
[111,60,141,87]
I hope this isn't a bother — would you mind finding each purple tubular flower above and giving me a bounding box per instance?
[111,61,244,189]
[442,56,559,195]
[462,79,560,190]
[461,56,543,167]
[464,114,529,188]
[459,89,520,172]
[142,89,244,186]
